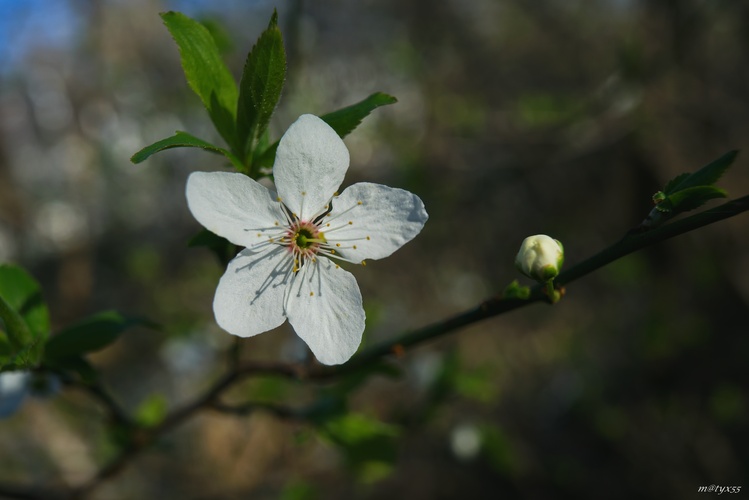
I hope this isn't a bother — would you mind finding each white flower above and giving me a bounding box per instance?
[186,114,428,365]
[515,234,564,283]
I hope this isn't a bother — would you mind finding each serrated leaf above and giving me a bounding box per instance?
[664,150,738,194]
[130,131,244,170]
[320,92,397,138]
[237,10,286,162]
[44,311,151,362]
[253,92,398,170]
[662,173,690,196]
[160,11,238,148]
[666,185,728,213]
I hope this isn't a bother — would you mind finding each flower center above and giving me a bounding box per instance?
[294,227,315,249]
[285,220,325,262]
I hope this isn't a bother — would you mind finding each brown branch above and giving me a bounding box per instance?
[3,195,746,500]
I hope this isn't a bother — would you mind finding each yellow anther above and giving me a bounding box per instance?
[276,196,282,202]
[357,201,362,205]
[348,221,353,225]
[353,245,357,249]
[256,233,262,237]
[274,221,279,226]
[335,264,340,269]
[366,236,371,240]
[361,260,367,266]
[302,191,306,196]
[309,291,314,296]
[336,243,341,247]
[333,191,339,196]
[326,223,330,227]
[331,250,336,254]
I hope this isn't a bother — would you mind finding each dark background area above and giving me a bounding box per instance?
[0,0,748,498]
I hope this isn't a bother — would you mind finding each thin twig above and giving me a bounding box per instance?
[4,195,746,500]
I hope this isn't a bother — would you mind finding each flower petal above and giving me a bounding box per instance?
[273,115,349,220]
[324,182,428,261]
[286,257,365,365]
[213,247,290,337]
[186,171,286,247]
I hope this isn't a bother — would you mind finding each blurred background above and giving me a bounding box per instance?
[1,0,748,498]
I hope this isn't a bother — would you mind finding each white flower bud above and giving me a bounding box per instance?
[515,235,564,283]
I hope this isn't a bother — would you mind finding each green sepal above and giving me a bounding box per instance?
[253,92,399,169]
[160,11,239,149]
[44,311,154,362]
[130,130,245,170]
[236,10,286,164]
[0,264,49,368]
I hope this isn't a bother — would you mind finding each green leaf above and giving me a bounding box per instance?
[0,265,49,368]
[44,311,150,362]
[160,11,238,148]
[664,150,738,195]
[662,173,690,196]
[0,264,49,339]
[320,92,397,139]
[253,92,398,170]
[663,185,728,213]
[130,131,244,170]
[320,413,400,479]
[237,10,286,163]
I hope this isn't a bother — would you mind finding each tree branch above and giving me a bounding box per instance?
[4,195,745,500]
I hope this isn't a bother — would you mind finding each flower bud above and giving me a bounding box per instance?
[515,235,564,283]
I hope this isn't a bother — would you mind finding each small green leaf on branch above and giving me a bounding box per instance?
[160,11,239,148]
[320,92,398,138]
[0,265,49,368]
[44,311,154,362]
[236,9,287,165]
[130,131,244,170]
[253,92,398,169]
[643,150,739,229]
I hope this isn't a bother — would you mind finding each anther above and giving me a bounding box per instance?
[361,260,366,266]
[309,291,314,296]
